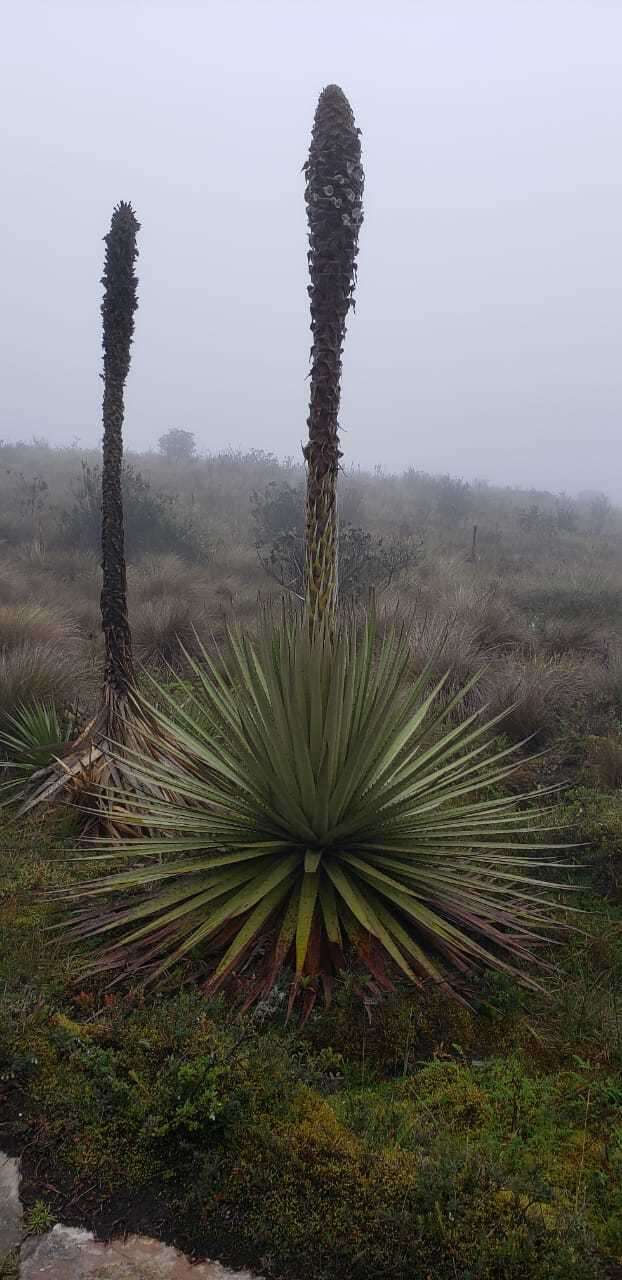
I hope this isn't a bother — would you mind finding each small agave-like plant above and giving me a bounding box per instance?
[0,701,78,798]
[58,610,566,1014]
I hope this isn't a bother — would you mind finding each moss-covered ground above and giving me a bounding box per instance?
[1,804,621,1280]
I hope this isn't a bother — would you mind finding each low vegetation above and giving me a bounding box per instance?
[1,812,621,1279]
[2,451,622,1277]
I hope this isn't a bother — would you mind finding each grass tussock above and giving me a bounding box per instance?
[0,644,84,736]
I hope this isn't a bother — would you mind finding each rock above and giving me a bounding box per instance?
[0,1154,22,1254]
[20,1225,263,1279]
[1,1149,261,1279]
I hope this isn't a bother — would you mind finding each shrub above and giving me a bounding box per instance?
[252,481,418,597]
[434,475,472,526]
[3,992,299,1191]
[57,461,204,560]
[586,493,611,535]
[555,495,579,533]
[517,504,558,537]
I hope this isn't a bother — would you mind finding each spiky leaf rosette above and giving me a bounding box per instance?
[101,201,140,727]
[0,701,78,799]
[303,86,364,623]
[55,610,569,1014]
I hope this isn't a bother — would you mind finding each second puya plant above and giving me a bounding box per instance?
[62,86,566,1013]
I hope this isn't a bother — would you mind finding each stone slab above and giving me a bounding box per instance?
[0,1154,22,1254]
[20,1225,262,1280]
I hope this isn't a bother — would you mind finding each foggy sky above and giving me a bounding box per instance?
[1,0,621,495]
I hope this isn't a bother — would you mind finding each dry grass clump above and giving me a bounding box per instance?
[0,643,83,734]
[133,598,201,671]
[538,616,610,661]
[407,610,486,705]
[128,551,264,664]
[0,560,24,606]
[128,553,208,604]
[40,548,100,587]
[442,581,528,653]
[587,643,622,718]
[480,654,591,744]
[469,591,528,652]
[0,603,81,655]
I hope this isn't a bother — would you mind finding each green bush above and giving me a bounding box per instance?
[251,480,418,596]
[57,460,204,560]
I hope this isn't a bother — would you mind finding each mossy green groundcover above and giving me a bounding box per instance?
[1,810,621,1280]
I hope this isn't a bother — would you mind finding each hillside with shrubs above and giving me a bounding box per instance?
[2,436,622,775]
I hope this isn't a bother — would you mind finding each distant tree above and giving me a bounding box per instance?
[435,475,472,526]
[555,494,578,534]
[158,428,197,462]
[517,503,542,533]
[303,84,364,623]
[587,492,612,535]
[517,503,557,538]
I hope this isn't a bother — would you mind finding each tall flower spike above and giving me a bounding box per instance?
[303,85,364,623]
[100,201,140,733]
[5,201,147,824]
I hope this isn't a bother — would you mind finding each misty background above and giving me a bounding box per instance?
[1,0,620,495]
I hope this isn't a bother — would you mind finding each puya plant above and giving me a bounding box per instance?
[53,90,567,1011]
[59,608,567,1015]
[8,203,146,818]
